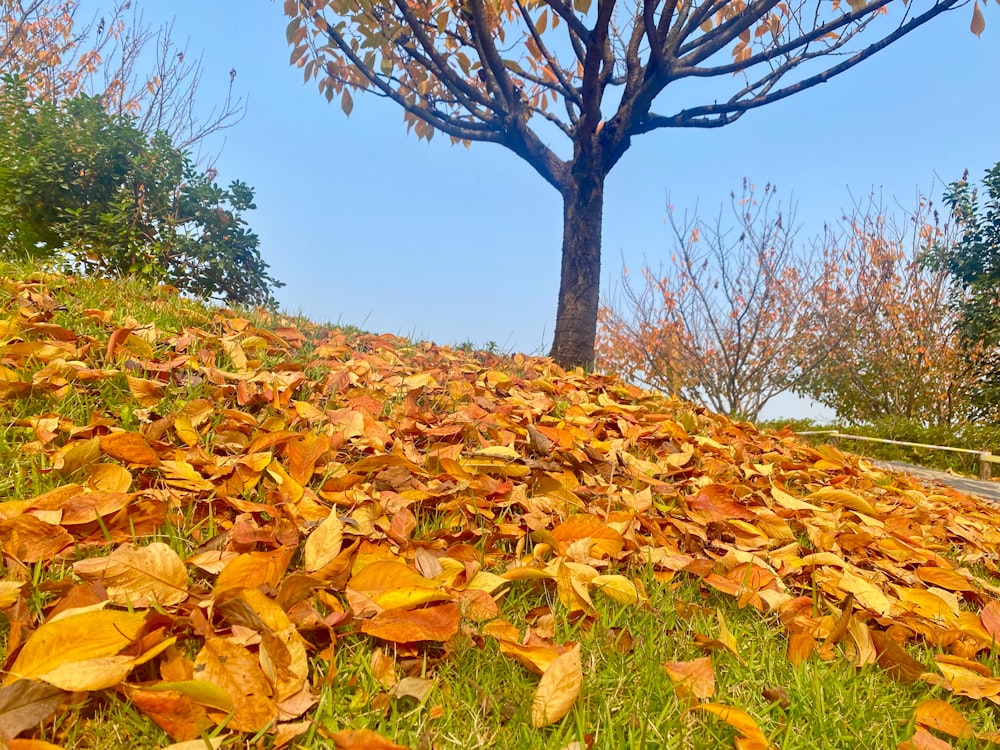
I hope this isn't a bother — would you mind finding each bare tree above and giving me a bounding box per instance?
[598,181,892,419]
[0,0,245,158]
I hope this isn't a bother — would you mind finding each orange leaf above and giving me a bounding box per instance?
[665,656,715,700]
[899,727,952,750]
[361,602,462,643]
[214,547,295,594]
[914,699,973,739]
[980,600,1000,640]
[0,516,72,563]
[126,375,165,407]
[694,703,771,746]
[914,566,975,592]
[330,729,408,750]
[99,431,160,467]
[871,630,928,682]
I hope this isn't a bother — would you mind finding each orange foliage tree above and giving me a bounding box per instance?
[794,192,976,427]
[598,185,975,424]
[597,181,895,419]
[283,0,983,369]
[0,0,244,155]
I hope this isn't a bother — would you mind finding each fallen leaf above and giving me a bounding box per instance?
[361,602,462,643]
[914,699,973,739]
[899,726,953,749]
[73,542,188,607]
[5,608,168,691]
[303,512,344,572]
[0,680,67,740]
[330,728,409,749]
[193,638,278,732]
[694,703,771,747]
[665,656,715,700]
[531,643,582,728]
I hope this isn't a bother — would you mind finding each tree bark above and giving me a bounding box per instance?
[549,169,604,369]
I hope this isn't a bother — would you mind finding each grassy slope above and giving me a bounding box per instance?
[1,264,1000,749]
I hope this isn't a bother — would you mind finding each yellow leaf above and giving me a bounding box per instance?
[554,559,596,614]
[0,580,24,608]
[304,511,344,572]
[6,608,166,691]
[590,574,639,604]
[496,639,562,675]
[126,375,165,407]
[838,569,891,616]
[717,608,740,656]
[844,615,877,667]
[808,487,876,515]
[85,463,132,493]
[347,560,449,610]
[770,485,821,512]
[531,644,582,728]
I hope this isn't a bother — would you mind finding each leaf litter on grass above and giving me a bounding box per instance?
[2,271,1000,747]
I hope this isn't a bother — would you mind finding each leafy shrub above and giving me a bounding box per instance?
[934,162,1000,420]
[0,75,281,306]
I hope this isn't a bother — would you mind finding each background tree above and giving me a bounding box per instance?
[0,0,244,157]
[0,75,280,306]
[596,181,892,419]
[934,162,1000,420]
[284,0,980,369]
[795,191,976,427]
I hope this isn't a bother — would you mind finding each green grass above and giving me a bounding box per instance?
[280,568,1000,750]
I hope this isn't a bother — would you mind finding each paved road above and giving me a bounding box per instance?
[878,461,1000,503]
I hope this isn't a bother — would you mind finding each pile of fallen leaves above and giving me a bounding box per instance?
[2,270,1000,749]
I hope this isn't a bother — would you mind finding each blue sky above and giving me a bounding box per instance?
[117,1,997,419]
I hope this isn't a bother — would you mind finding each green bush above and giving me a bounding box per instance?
[935,162,1000,421]
[0,75,281,306]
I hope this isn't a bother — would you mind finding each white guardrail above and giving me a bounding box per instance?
[796,430,1000,481]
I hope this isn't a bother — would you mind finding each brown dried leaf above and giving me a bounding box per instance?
[73,542,188,607]
[0,680,67,740]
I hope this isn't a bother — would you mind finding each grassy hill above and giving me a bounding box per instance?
[1,263,1000,749]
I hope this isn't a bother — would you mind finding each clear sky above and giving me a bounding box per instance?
[102,1,999,420]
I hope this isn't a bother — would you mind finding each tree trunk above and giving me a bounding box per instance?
[549,170,604,369]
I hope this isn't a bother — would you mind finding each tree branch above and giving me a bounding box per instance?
[636,0,962,132]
